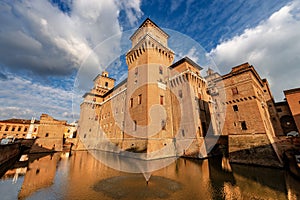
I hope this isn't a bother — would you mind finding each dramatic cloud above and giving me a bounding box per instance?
[0,0,143,121]
[0,0,142,76]
[209,0,300,101]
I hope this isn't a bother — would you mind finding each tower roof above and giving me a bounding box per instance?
[130,18,169,41]
[169,57,203,71]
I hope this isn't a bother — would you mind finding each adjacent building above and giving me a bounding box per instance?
[0,114,77,152]
[206,63,283,166]
[284,88,300,133]
[0,118,39,139]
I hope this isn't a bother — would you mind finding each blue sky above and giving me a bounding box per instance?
[0,0,299,122]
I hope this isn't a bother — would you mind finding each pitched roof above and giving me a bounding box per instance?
[169,56,203,71]
[130,18,169,40]
[284,87,300,95]
[0,118,40,124]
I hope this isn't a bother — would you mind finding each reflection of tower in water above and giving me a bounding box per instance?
[18,153,60,200]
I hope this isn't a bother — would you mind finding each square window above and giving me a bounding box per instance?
[241,121,247,130]
[232,87,238,95]
[233,105,239,112]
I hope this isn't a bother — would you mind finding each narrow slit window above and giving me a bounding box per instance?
[160,95,164,105]
[134,120,137,131]
[159,66,163,75]
[130,98,133,107]
[138,94,142,104]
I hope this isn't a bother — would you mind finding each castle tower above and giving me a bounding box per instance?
[76,71,115,150]
[123,18,176,155]
[126,18,174,69]
[92,71,115,96]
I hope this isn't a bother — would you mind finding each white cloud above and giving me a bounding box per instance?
[209,0,300,101]
[178,47,199,63]
[0,0,143,75]
[0,0,143,121]
[0,107,36,120]
[0,74,75,121]
[116,0,143,26]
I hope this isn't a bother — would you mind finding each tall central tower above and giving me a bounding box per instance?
[126,18,174,69]
[123,18,176,155]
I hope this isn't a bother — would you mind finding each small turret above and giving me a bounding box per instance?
[92,71,115,96]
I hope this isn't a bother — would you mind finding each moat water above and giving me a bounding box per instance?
[0,151,299,200]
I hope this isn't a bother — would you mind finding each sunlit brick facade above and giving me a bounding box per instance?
[78,18,297,164]
[78,18,213,158]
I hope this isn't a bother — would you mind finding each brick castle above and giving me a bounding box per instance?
[77,19,299,165]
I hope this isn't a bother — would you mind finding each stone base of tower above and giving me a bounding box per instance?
[228,134,283,168]
[146,137,207,160]
[182,137,208,159]
[30,138,63,153]
[74,136,209,160]
[73,138,88,151]
[120,138,148,153]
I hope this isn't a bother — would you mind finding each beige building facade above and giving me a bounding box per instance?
[0,118,39,139]
[0,114,76,152]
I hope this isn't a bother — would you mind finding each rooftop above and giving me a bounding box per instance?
[284,87,300,95]
[0,118,40,124]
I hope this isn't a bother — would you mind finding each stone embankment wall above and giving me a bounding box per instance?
[229,134,283,168]
[0,143,20,165]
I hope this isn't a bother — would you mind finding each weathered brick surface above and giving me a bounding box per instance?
[31,114,66,152]
[229,134,282,167]
[284,88,300,133]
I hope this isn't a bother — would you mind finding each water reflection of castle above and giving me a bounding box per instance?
[1,152,298,200]
[78,18,300,165]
